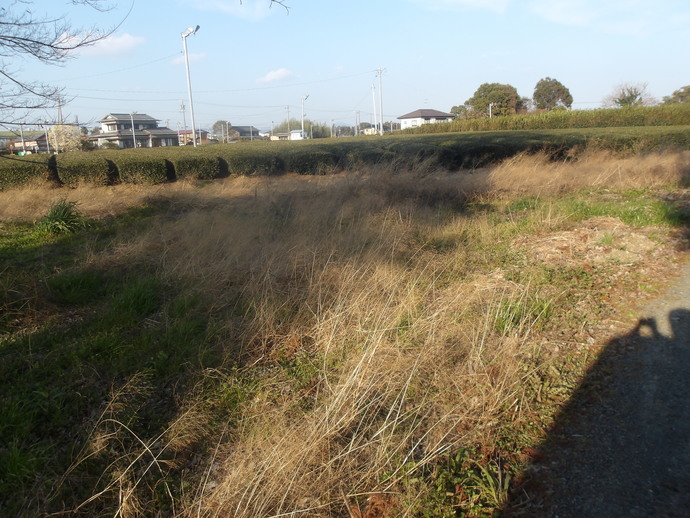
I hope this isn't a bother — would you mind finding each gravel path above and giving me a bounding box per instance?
[512,258,690,517]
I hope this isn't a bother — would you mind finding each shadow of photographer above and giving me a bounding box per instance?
[506,308,690,517]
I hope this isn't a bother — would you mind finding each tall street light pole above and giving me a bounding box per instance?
[301,94,309,139]
[376,68,384,135]
[181,25,200,147]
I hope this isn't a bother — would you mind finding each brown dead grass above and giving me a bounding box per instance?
[488,149,690,194]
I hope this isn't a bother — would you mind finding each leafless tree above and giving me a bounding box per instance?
[602,82,657,108]
[1,1,287,124]
[0,1,124,121]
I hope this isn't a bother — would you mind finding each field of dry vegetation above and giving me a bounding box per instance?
[1,149,688,517]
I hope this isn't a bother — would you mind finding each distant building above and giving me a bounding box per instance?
[1,130,44,153]
[397,109,455,130]
[178,129,210,146]
[89,113,179,149]
[232,126,261,140]
[269,130,307,141]
[289,129,307,140]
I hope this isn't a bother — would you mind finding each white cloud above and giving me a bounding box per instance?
[408,0,511,14]
[186,0,283,21]
[79,33,145,57]
[256,68,293,83]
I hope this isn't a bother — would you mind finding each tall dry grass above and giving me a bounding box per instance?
[3,149,687,516]
[488,149,690,194]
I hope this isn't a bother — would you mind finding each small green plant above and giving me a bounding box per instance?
[35,199,89,235]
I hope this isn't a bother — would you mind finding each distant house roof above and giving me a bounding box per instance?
[232,126,260,136]
[398,109,454,119]
[99,113,160,123]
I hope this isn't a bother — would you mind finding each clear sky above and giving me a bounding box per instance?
[13,0,690,132]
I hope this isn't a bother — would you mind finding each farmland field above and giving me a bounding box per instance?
[0,128,689,516]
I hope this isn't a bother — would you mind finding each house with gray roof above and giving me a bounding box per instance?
[397,109,455,130]
[90,113,179,149]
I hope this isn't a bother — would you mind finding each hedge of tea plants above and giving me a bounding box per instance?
[1,124,689,190]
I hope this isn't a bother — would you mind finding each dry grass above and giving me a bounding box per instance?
[3,149,687,516]
[488,149,690,194]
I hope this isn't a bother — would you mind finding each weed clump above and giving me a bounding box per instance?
[35,198,89,235]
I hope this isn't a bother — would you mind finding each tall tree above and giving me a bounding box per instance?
[450,104,470,119]
[212,120,230,137]
[465,83,524,117]
[533,77,573,110]
[662,85,690,104]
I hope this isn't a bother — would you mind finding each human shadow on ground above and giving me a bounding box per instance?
[505,308,690,517]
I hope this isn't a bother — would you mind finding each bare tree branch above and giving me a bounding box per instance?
[0,0,127,120]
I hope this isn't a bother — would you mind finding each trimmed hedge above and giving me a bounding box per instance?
[171,155,220,180]
[229,153,284,176]
[56,153,115,186]
[114,154,172,184]
[2,124,690,190]
[0,155,50,189]
[284,149,339,175]
[405,104,690,135]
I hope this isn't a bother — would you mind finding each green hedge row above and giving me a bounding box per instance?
[405,104,690,135]
[0,155,49,188]
[1,125,689,190]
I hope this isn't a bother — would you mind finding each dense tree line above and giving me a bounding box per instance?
[452,78,690,119]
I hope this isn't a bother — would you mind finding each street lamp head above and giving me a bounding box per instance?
[182,25,200,38]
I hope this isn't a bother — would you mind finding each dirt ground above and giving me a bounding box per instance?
[507,255,690,517]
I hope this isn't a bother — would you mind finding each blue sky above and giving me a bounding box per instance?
[15,0,690,131]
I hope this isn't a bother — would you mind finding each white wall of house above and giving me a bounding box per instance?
[400,116,452,130]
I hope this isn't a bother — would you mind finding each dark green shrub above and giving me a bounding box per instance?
[114,154,170,184]
[56,153,113,186]
[285,150,338,175]
[0,155,49,189]
[172,155,220,180]
[344,148,396,168]
[225,152,284,176]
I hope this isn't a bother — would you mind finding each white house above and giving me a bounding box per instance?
[90,113,179,149]
[398,109,455,130]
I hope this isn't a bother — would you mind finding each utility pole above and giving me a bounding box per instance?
[56,95,64,125]
[43,122,51,154]
[377,68,384,135]
[489,103,494,118]
[371,84,378,136]
[180,101,187,144]
[286,105,291,134]
[181,25,201,147]
[19,122,26,154]
[130,112,137,148]
[301,94,309,139]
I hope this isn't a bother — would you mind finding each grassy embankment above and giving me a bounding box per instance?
[1,139,689,516]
